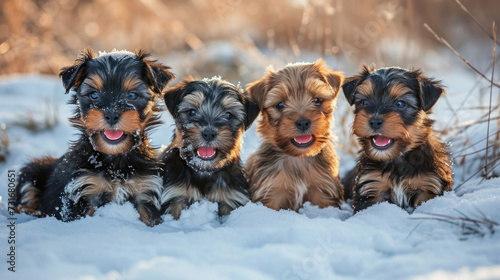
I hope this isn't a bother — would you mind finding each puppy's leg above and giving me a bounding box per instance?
[16,157,57,215]
[136,191,163,227]
[352,171,391,213]
[208,187,250,216]
[161,184,200,220]
[400,173,445,208]
[251,172,299,211]
[306,180,343,208]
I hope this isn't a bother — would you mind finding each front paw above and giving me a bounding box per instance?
[141,214,163,227]
[137,205,163,227]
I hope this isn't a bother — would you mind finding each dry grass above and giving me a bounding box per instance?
[422,0,500,187]
[1,0,499,76]
[11,99,59,133]
[0,123,9,162]
[411,209,499,240]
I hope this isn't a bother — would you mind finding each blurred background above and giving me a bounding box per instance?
[1,0,499,78]
[0,0,499,184]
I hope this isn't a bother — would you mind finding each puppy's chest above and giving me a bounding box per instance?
[65,174,162,204]
[359,167,442,208]
[271,156,329,188]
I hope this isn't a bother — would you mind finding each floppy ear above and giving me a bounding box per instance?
[59,47,95,94]
[136,50,175,95]
[342,65,373,106]
[246,69,275,110]
[341,77,360,106]
[164,77,194,117]
[145,62,175,95]
[419,77,444,112]
[242,94,260,130]
[313,59,344,99]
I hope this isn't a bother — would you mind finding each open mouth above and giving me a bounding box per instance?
[291,135,315,148]
[101,129,127,144]
[196,146,217,160]
[371,135,395,150]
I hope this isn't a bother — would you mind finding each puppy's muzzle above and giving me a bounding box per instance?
[369,116,383,130]
[105,111,120,126]
[295,118,311,132]
[201,129,217,142]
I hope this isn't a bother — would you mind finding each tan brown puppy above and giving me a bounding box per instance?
[245,60,344,211]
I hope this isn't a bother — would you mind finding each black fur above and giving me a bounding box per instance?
[160,77,259,219]
[342,66,453,213]
[15,48,174,226]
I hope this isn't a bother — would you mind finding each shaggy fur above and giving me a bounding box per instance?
[245,60,345,210]
[342,65,453,213]
[15,48,174,226]
[160,77,259,219]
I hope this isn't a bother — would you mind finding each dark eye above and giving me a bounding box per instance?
[312,98,322,105]
[224,112,233,120]
[395,100,406,108]
[127,92,138,100]
[188,109,196,117]
[360,100,369,107]
[276,102,285,110]
[89,91,98,100]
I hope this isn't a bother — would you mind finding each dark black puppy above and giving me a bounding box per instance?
[342,66,453,213]
[160,77,259,219]
[15,48,174,226]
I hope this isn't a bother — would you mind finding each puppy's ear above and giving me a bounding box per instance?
[419,77,444,112]
[246,69,275,110]
[342,65,373,106]
[145,63,175,95]
[59,47,95,94]
[137,50,175,95]
[242,94,260,130]
[341,77,360,106]
[411,69,445,112]
[164,77,194,117]
[313,59,344,99]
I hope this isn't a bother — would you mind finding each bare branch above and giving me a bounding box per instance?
[485,22,497,177]
[424,23,500,88]
[455,0,500,45]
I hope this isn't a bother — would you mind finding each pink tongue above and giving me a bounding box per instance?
[294,135,313,144]
[197,147,216,158]
[103,130,124,140]
[374,135,392,147]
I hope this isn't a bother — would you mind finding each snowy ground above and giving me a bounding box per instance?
[0,48,499,279]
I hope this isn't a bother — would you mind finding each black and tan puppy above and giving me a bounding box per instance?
[342,65,453,213]
[15,48,174,226]
[160,77,259,219]
[245,60,345,211]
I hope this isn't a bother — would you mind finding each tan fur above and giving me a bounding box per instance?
[356,170,444,208]
[123,75,142,92]
[80,109,151,155]
[352,105,432,162]
[161,182,203,219]
[16,183,42,216]
[247,141,342,210]
[84,74,104,91]
[245,61,344,210]
[66,174,163,223]
[355,79,373,98]
[389,83,411,99]
[180,91,205,110]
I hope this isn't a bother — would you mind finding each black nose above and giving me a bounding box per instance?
[295,118,311,132]
[105,111,120,126]
[202,129,217,142]
[369,117,383,130]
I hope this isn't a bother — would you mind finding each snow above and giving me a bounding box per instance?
[1,47,500,279]
[97,49,137,59]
